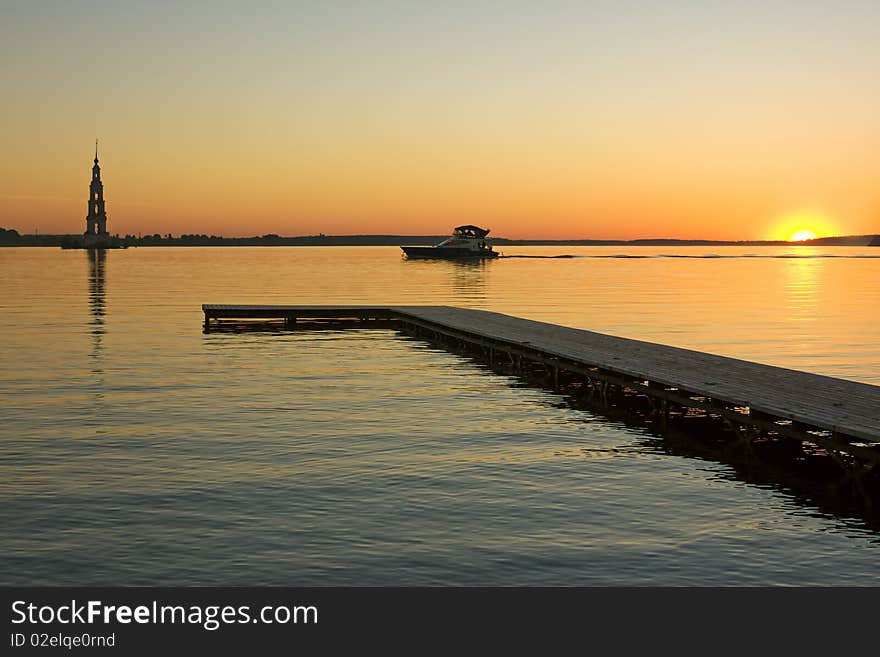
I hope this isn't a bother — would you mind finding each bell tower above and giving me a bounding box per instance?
[85,140,108,236]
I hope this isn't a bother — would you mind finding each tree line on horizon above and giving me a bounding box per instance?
[1,231,458,247]
[2,227,878,247]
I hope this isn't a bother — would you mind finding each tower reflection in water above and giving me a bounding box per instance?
[87,248,106,370]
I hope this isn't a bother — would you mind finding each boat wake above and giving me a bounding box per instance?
[499,253,880,259]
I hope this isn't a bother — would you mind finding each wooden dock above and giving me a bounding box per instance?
[203,304,880,471]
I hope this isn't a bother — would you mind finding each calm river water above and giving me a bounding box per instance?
[1,245,878,585]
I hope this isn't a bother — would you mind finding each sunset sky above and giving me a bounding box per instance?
[2,1,879,239]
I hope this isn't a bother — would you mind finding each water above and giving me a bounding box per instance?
[1,245,878,585]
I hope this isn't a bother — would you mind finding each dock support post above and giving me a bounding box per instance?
[725,423,760,460]
[829,451,874,509]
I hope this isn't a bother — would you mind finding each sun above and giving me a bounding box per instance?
[789,229,817,242]
[769,210,835,242]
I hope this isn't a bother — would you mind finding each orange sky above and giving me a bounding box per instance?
[2,3,878,239]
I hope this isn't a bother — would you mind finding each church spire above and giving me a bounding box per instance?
[85,142,108,237]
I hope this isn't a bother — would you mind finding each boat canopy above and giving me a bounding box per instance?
[453,225,491,238]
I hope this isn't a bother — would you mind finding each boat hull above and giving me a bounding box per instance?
[401,246,499,259]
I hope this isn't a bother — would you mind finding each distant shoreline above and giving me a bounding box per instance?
[1,232,878,247]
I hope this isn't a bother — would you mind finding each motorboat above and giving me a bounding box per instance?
[401,225,499,259]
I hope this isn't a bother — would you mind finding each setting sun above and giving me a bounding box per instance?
[790,229,817,242]
[769,210,835,242]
